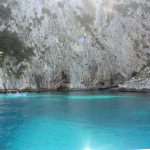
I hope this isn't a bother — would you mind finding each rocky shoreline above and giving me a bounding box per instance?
[118,67,150,93]
[0,86,149,94]
[0,67,150,93]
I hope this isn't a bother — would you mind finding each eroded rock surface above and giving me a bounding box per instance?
[119,66,150,91]
[0,0,149,90]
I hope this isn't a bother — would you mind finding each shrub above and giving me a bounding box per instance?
[0,4,12,20]
[0,30,34,63]
[131,71,138,78]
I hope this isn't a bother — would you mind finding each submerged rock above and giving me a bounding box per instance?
[0,0,149,91]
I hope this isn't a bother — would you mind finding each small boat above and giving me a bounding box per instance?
[7,93,27,97]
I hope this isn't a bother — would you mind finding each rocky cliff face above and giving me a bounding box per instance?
[0,0,149,91]
[119,66,150,91]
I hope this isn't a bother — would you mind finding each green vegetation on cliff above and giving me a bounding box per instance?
[0,4,12,21]
[0,30,34,64]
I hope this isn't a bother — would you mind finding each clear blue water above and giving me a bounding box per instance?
[0,91,150,150]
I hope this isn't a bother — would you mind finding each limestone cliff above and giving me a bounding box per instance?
[119,66,150,91]
[0,0,149,91]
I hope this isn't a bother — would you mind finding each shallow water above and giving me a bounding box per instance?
[0,91,150,150]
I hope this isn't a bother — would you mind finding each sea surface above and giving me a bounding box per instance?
[0,91,150,150]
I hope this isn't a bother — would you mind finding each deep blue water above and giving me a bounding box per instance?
[0,91,150,150]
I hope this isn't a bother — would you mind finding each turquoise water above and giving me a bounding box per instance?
[0,91,150,150]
